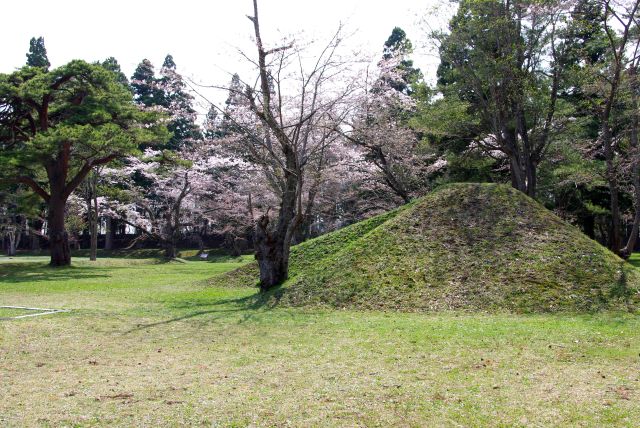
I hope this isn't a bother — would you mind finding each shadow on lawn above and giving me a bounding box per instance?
[0,263,111,283]
[627,254,640,269]
[125,290,286,333]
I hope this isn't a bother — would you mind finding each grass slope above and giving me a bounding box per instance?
[215,183,640,312]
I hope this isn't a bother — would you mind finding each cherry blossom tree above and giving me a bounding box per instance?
[215,0,357,290]
[339,52,436,204]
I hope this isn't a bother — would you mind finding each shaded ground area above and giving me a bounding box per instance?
[1,254,640,426]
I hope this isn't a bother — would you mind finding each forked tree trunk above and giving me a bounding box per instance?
[7,230,17,256]
[48,196,71,266]
[6,218,23,256]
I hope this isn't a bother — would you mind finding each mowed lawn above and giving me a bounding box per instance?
[1,254,640,427]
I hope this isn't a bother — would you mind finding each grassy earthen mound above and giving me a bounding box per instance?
[212,183,640,312]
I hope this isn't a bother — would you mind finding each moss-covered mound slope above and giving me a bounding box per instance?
[212,183,640,312]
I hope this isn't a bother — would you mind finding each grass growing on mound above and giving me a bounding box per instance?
[213,202,412,288]
[213,183,640,313]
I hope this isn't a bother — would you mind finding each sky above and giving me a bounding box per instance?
[1,0,453,109]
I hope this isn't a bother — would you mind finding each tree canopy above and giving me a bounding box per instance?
[0,59,167,265]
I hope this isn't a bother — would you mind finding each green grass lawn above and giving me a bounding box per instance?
[1,253,640,426]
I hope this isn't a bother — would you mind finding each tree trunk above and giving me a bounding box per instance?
[516,108,537,198]
[48,196,71,266]
[6,217,24,256]
[165,239,177,259]
[89,219,98,260]
[583,215,596,240]
[525,157,537,198]
[86,194,96,261]
[602,121,622,254]
[195,230,205,255]
[255,215,290,290]
[508,153,527,194]
[255,160,300,291]
[30,219,42,251]
[7,231,17,256]
[89,196,98,261]
[104,216,113,250]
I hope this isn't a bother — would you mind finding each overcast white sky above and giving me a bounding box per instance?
[1,0,453,108]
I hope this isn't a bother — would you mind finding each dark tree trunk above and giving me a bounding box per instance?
[292,215,311,244]
[30,219,42,251]
[163,221,178,259]
[255,215,290,291]
[508,153,526,194]
[104,216,113,250]
[195,231,205,255]
[525,156,537,198]
[255,159,300,291]
[165,241,177,259]
[516,108,537,198]
[89,196,98,261]
[583,215,596,240]
[85,187,98,261]
[89,221,98,260]
[622,155,640,257]
[48,196,71,266]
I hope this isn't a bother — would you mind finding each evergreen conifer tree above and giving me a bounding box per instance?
[25,36,50,70]
[131,59,161,107]
[159,54,201,149]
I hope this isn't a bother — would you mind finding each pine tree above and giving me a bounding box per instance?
[101,57,129,87]
[25,36,50,70]
[0,61,167,266]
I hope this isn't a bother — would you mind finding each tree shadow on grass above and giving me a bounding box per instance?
[0,263,111,283]
[124,287,290,333]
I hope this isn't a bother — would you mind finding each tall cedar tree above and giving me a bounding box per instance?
[382,27,423,96]
[26,37,50,70]
[159,55,202,150]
